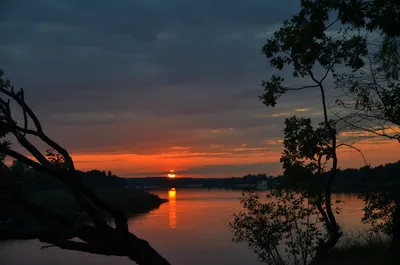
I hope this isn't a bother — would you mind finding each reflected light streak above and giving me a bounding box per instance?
[168,188,177,229]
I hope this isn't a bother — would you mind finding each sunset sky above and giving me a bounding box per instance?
[1,0,399,178]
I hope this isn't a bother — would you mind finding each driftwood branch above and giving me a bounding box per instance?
[0,73,171,265]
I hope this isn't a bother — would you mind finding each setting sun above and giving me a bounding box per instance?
[167,169,176,178]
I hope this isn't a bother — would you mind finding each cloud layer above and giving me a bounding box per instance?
[2,0,398,177]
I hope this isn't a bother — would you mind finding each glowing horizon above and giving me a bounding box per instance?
[34,137,400,178]
[4,129,400,178]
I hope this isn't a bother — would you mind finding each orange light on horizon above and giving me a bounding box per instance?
[167,169,176,178]
[40,137,400,179]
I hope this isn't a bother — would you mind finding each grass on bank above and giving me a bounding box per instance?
[318,232,391,265]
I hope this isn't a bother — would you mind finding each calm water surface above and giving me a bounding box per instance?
[1,189,367,265]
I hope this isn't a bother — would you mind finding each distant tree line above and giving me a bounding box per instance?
[272,161,400,194]
[124,161,400,193]
[1,160,126,195]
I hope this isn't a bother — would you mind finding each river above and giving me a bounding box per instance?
[0,189,367,265]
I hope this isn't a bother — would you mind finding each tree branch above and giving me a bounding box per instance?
[0,147,51,175]
[285,84,320,91]
[337,143,368,166]
[324,18,339,32]
[320,67,332,84]
[39,239,127,257]
[1,91,130,233]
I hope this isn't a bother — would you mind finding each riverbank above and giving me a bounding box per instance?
[316,233,391,265]
[31,188,168,219]
[0,188,168,240]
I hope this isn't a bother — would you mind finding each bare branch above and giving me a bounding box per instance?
[320,67,332,84]
[0,146,50,175]
[286,84,320,91]
[0,73,171,265]
[324,18,339,31]
[1,88,128,231]
[329,106,400,141]
[20,125,76,171]
[0,87,43,131]
[337,143,368,166]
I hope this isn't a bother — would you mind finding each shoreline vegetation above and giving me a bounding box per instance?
[0,185,167,240]
[1,160,399,263]
[0,165,396,264]
[126,160,400,193]
[1,161,172,239]
[315,232,391,265]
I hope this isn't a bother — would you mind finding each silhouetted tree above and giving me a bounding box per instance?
[330,0,400,38]
[333,33,400,254]
[256,0,370,258]
[0,69,170,265]
[333,34,400,141]
[231,189,325,265]
[298,1,400,141]
[326,0,400,255]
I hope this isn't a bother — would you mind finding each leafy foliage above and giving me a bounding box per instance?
[330,0,400,37]
[284,118,337,218]
[281,117,333,179]
[259,0,367,108]
[357,162,400,239]
[327,1,400,247]
[325,0,400,140]
[230,117,343,264]
[361,182,399,236]
[256,0,353,259]
[230,189,325,265]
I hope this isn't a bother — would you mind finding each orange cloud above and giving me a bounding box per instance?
[67,147,283,177]
[337,138,400,169]
[168,146,192,151]
[6,134,398,179]
[295,108,310,112]
[263,139,284,145]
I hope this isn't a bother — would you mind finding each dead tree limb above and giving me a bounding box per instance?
[0,70,171,265]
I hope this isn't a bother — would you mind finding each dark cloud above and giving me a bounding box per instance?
[1,0,300,101]
[1,0,339,176]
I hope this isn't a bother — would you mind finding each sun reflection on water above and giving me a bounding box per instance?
[168,188,177,229]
